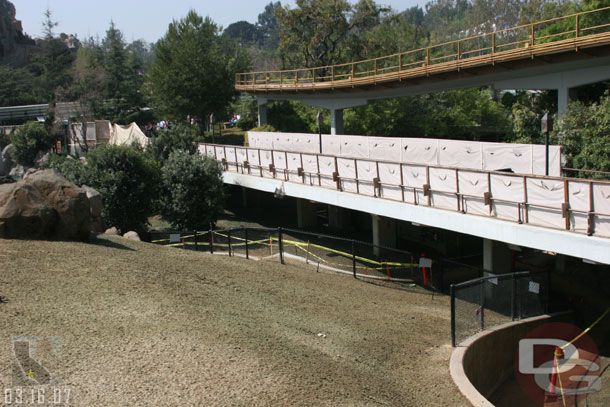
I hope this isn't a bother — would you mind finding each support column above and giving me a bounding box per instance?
[297,199,317,229]
[328,205,351,232]
[483,238,512,274]
[241,187,261,213]
[330,108,344,135]
[257,99,268,126]
[558,87,577,116]
[372,215,396,257]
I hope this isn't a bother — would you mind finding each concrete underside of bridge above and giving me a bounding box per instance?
[224,172,610,266]
[255,50,610,134]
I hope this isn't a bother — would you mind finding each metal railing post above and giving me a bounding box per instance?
[480,280,485,330]
[228,230,232,257]
[511,273,516,321]
[209,228,214,254]
[450,284,456,347]
[194,231,198,252]
[278,227,284,264]
[352,240,357,278]
[245,228,249,260]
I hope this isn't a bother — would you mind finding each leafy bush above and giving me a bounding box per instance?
[85,144,160,233]
[558,94,610,176]
[45,154,87,186]
[10,121,56,166]
[237,115,257,131]
[147,124,198,163]
[160,149,225,231]
[248,125,278,132]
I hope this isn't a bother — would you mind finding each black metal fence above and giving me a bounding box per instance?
[450,271,550,346]
[149,226,484,291]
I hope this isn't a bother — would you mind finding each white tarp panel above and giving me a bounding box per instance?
[273,151,288,179]
[490,174,523,222]
[286,152,302,182]
[526,178,564,229]
[247,149,261,175]
[247,132,259,148]
[340,136,369,158]
[110,123,148,148]
[291,133,319,154]
[302,154,319,186]
[439,140,482,169]
[225,147,238,171]
[205,145,216,158]
[356,160,377,197]
[86,122,96,142]
[593,183,610,237]
[95,120,111,142]
[378,162,402,201]
[260,150,274,178]
[273,134,291,151]
[318,156,336,188]
[215,146,226,163]
[568,181,590,234]
[458,171,489,217]
[429,168,458,211]
[337,158,357,193]
[250,132,273,149]
[532,145,561,177]
[368,137,401,162]
[402,164,428,205]
[401,139,438,165]
[236,148,248,166]
[322,135,340,155]
[482,143,532,174]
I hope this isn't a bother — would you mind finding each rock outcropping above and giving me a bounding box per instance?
[0,169,91,240]
[0,0,36,66]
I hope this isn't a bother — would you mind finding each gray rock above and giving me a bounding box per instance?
[0,144,14,176]
[34,151,50,168]
[122,231,140,241]
[8,164,25,180]
[82,185,104,233]
[0,182,57,239]
[0,175,14,185]
[23,169,91,241]
[104,227,119,235]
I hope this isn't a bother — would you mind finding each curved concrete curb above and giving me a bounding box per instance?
[449,314,557,407]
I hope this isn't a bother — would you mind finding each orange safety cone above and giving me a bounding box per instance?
[421,253,428,287]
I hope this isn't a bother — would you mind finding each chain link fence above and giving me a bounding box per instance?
[450,271,550,346]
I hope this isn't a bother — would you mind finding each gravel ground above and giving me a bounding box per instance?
[0,236,468,406]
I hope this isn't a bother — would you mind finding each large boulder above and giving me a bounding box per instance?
[23,169,91,241]
[0,182,56,239]
[0,169,91,241]
[82,185,104,233]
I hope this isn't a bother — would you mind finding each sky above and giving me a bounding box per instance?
[11,0,425,45]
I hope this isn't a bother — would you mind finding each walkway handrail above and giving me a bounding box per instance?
[201,142,610,239]
[236,6,610,91]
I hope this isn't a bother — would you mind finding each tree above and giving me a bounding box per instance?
[146,124,199,163]
[10,121,56,167]
[224,21,258,45]
[558,94,610,176]
[148,11,250,125]
[257,1,282,49]
[276,0,383,69]
[84,144,160,233]
[160,149,225,231]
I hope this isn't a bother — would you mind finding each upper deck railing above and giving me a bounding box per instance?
[235,6,610,92]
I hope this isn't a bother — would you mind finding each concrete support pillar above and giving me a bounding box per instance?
[257,100,268,126]
[330,108,344,135]
[328,205,351,232]
[483,238,512,274]
[241,187,261,212]
[297,199,317,229]
[372,215,397,257]
[558,87,578,116]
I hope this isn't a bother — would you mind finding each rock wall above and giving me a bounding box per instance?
[0,0,36,66]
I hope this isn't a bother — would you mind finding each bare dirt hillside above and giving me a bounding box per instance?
[0,236,468,406]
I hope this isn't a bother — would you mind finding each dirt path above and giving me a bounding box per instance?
[0,236,468,406]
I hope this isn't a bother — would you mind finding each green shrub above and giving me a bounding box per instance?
[85,144,161,233]
[45,154,87,186]
[10,121,55,166]
[248,125,278,132]
[147,124,198,163]
[160,149,225,231]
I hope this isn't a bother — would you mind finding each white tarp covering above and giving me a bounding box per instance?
[429,168,458,211]
[322,135,340,155]
[532,145,561,177]
[593,183,610,237]
[273,151,288,178]
[318,156,336,188]
[260,150,273,178]
[490,174,523,222]
[568,181,590,234]
[402,164,427,205]
[340,136,369,158]
[401,138,439,165]
[439,140,481,168]
[109,123,148,148]
[286,152,302,182]
[526,178,564,229]
[482,143,532,174]
[356,160,377,197]
[378,162,402,201]
[458,171,489,216]
[368,137,401,162]
[236,147,248,166]
[225,147,238,171]
[302,154,319,185]
[338,158,357,193]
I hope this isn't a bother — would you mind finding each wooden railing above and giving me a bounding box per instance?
[236,6,610,92]
[201,143,610,239]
